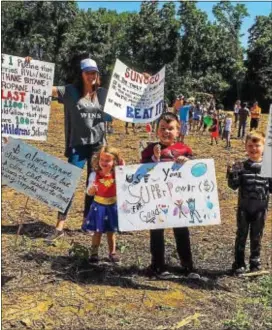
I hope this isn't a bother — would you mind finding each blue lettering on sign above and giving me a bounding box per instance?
[126,106,134,118]
[143,107,153,119]
[135,108,141,119]
[126,106,153,119]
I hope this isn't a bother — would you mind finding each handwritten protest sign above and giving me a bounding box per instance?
[116,159,221,231]
[2,138,82,212]
[104,59,165,123]
[261,104,272,178]
[1,54,55,141]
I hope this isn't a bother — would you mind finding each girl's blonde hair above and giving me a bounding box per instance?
[91,146,122,172]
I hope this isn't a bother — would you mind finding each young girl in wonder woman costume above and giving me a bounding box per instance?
[83,146,124,263]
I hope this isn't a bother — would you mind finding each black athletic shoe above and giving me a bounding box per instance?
[45,229,64,243]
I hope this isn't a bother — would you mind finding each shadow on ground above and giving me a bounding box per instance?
[19,250,233,292]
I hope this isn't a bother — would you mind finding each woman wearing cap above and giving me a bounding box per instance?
[44,58,109,242]
[24,56,108,242]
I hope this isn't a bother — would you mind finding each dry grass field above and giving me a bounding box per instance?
[1,103,271,330]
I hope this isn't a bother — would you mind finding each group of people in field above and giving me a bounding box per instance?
[171,95,263,151]
[24,56,271,277]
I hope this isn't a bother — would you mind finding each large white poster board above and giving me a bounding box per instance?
[116,159,221,231]
[2,138,82,212]
[261,104,272,178]
[104,59,165,123]
[1,54,55,141]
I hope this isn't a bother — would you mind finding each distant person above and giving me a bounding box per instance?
[179,100,192,143]
[250,101,261,131]
[173,95,184,115]
[192,102,202,131]
[227,132,272,275]
[209,113,219,145]
[234,100,241,128]
[223,113,233,149]
[141,112,194,277]
[125,122,136,134]
[83,146,124,263]
[237,102,250,139]
[104,113,114,134]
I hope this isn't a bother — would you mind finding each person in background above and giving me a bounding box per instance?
[216,104,225,138]
[223,113,233,149]
[227,132,272,275]
[250,101,261,131]
[141,112,194,277]
[173,95,184,116]
[192,101,202,132]
[125,122,136,134]
[237,102,250,139]
[179,99,192,143]
[209,113,219,145]
[234,100,241,129]
[104,113,114,134]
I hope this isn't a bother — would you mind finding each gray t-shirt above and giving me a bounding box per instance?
[57,85,107,156]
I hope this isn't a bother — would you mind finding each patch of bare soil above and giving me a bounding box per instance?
[2,103,271,330]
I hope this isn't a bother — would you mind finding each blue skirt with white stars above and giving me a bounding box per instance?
[83,201,118,233]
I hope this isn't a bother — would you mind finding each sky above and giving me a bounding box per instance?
[77,1,272,48]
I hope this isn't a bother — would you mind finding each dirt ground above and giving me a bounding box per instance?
[1,103,272,330]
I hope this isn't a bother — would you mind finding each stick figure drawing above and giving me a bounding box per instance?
[186,198,202,223]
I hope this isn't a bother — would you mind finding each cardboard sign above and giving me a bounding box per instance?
[2,138,82,212]
[116,159,221,231]
[104,59,165,123]
[1,54,55,141]
[261,104,272,177]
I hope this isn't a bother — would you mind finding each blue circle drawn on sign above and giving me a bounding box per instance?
[191,162,207,177]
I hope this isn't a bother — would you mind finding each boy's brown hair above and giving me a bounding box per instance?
[91,146,122,172]
[245,131,265,144]
[156,112,181,131]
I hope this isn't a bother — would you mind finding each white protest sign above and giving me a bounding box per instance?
[1,54,55,141]
[2,138,82,212]
[116,159,221,231]
[261,104,272,177]
[104,59,165,123]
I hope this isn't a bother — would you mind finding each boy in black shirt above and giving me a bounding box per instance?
[227,132,272,274]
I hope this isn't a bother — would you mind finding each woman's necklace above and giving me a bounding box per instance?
[84,91,96,100]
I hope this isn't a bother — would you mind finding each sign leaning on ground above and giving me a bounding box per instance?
[104,59,165,123]
[1,54,55,141]
[115,159,221,231]
[2,138,82,212]
[261,104,272,178]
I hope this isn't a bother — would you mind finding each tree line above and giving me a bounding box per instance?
[1,1,271,111]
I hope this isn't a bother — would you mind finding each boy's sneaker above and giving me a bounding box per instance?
[233,266,247,275]
[45,229,64,243]
[89,254,99,263]
[108,254,120,263]
[250,264,262,272]
[145,265,169,278]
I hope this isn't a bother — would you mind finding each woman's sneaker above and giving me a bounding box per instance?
[89,254,99,263]
[45,229,64,243]
[108,254,120,263]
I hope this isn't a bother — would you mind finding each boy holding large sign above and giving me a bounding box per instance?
[141,112,194,276]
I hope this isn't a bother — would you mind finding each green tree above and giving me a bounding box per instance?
[1,1,78,83]
[246,14,272,110]
[123,1,180,73]
[212,1,249,99]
